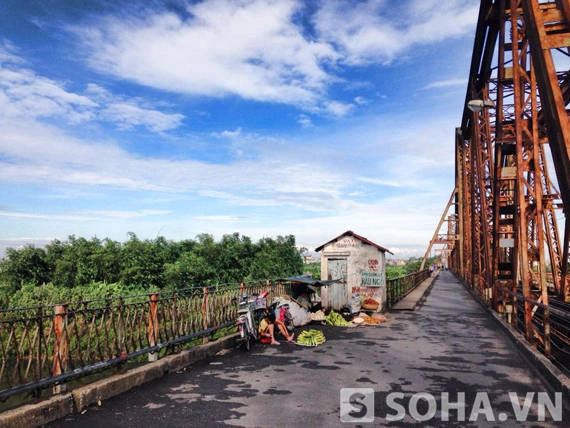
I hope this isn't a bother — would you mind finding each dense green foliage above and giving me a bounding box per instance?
[302,262,321,278]
[0,233,304,308]
[386,256,439,279]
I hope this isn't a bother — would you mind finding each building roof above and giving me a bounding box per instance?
[279,275,339,287]
[314,230,393,254]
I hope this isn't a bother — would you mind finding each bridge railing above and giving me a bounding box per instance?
[0,279,294,404]
[0,272,433,405]
[385,269,430,309]
[498,287,569,372]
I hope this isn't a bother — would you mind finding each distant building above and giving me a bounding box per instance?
[315,230,393,312]
[303,254,315,263]
[386,258,406,266]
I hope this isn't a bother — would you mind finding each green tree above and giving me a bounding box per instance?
[0,245,49,290]
[120,233,168,289]
[249,235,303,279]
[163,251,215,289]
[215,233,255,283]
[386,265,407,279]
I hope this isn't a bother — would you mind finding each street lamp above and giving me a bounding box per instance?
[467,99,495,112]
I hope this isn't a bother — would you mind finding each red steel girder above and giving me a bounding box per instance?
[453,0,570,361]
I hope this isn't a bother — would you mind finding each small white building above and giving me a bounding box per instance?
[316,230,393,312]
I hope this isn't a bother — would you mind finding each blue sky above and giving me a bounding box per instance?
[0,0,478,258]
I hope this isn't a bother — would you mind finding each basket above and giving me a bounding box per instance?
[362,302,379,310]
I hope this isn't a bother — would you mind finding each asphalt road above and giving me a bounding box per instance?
[48,271,568,427]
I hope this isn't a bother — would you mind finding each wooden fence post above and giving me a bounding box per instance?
[202,287,209,344]
[53,304,68,394]
[148,294,159,362]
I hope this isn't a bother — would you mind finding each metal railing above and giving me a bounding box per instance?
[497,287,569,373]
[385,269,431,309]
[0,279,293,403]
[0,272,439,406]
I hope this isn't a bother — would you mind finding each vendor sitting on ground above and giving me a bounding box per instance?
[258,311,294,345]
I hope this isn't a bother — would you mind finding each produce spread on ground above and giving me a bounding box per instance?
[324,310,387,327]
[296,329,326,346]
[293,310,387,347]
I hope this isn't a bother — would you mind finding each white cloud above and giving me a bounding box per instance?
[313,0,477,65]
[192,215,243,222]
[423,78,467,90]
[62,0,477,115]
[0,47,184,132]
[353,96,368,105]
[73,0,336,109]
[322,100,354,116]
[100,102,184,132]
[0,117,348,208]
[0,1,479,257]
[81,209,171,219]
[357,177,403,188]
[297,114,313,128]
[0,210,96,222]
[218,128,242,138]
[0,65,97,122]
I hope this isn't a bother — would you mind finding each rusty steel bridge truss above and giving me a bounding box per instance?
[432,0,570,368]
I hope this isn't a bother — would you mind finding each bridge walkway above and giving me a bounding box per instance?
[47,270,568,427]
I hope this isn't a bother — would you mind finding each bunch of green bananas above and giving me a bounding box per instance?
[325,311,352,326]
[297,329,326,346]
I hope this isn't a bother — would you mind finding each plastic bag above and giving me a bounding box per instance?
[350,292,361,314]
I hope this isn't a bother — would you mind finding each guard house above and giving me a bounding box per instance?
[315,230,393,312]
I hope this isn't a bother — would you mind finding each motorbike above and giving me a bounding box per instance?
[235,292,268,351]
[235,292,294,350]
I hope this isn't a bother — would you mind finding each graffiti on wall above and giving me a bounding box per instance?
[361,271,385,287]
[332,237,360,248]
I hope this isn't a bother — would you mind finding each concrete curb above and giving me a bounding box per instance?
[415,273,439,310]
[0,334,239,428]
[457,277,570,407]
[391,271,439,311]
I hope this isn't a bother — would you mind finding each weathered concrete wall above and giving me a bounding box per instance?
[320,235,387,311]
[0,334,238,428]
[348,243,386,310]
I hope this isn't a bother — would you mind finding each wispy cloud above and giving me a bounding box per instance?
[0,210,96,222]
[72,0,336,110]
[0,1,478,257]
[313,0,477,65]
[0,116,349,209]
[68,0,476,114]
[81,209,171,219]
[422,78,467,90]
[0,44,183,132]
[297,114,313,128]
[215,128,242,138]
[357,177,403,188]
[192,215,244,222]
[353,96,368,105]
[0,208,169,221]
